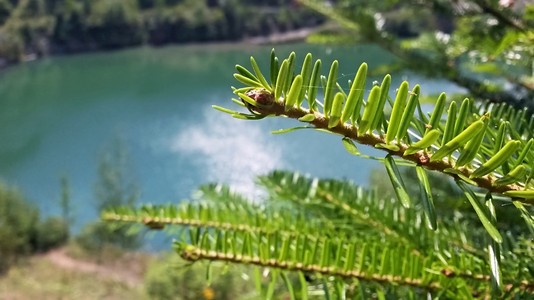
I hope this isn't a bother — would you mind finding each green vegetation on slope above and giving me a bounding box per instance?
[0,181,69,273]
[0,245,148,300]
[0,0,324,66]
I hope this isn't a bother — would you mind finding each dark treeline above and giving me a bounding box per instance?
[0,0,324,66]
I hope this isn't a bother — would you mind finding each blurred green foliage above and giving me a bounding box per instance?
[34,216,69,251]
[369,167,530,236]
[75,221,141,254]
[76,138,142,254]
[0,0,324,65]
[302,0,533,109]
[145,254,256,300]
[0,181,68,273]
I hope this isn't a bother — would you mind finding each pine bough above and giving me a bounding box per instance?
[104,51,534,298]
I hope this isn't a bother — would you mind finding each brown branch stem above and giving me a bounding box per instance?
[178,245,441,292]
[251,100,532,205]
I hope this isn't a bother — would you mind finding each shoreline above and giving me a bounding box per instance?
[0,26,322,74]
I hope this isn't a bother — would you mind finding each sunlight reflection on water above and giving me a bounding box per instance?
[171,107,284,199]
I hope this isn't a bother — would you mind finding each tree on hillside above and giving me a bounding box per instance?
[58,175,73,232]
[94,138,139,213]
[76,138,142,254]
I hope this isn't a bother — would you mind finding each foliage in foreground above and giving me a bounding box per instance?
[105,172,533,298]
[106,49,534,298]
[221,50,534,229]
[145,254,257,300]
[301,0,534,109]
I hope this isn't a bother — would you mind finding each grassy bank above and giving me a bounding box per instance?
[0,243,262,300]
[0,245,150,299]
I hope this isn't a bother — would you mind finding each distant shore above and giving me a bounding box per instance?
[0,26,321,73]
[243,26,319,45]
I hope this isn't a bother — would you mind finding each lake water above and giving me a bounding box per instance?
[0,43,465,236]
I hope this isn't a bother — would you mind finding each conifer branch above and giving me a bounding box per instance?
[177,244,442,292]
[242,95,530,204]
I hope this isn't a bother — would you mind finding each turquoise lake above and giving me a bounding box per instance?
[0,43,465,244]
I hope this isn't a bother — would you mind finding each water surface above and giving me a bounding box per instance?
[0,43,464,234]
